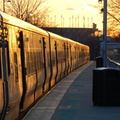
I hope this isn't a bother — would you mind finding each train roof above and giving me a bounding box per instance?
[0,12,48,36]
[65,38,77,44]
[47,31,66,41]
[66,38,88,47]
[0,12,89,49]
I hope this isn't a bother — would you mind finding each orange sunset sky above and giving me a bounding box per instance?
[43,0,103,30]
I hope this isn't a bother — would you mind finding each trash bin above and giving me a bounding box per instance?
[96,56,103,68]
[93,67,120,106]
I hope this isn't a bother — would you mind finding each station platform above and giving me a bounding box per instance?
[23,61,120,120]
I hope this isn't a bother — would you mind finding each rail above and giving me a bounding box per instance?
[107,56,120,69]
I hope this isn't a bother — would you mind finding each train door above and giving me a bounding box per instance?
[60,41,65,79]
[17,31,26,110]
[54,41,58,84]
[19,31,43,111]
[55,40,62,83]
[34,36,45,101]
[42,37,47,91]
[18,30,37,111]
[18,31,27,111]
[42,37,51,92]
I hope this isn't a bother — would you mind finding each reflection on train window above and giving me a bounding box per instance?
[26,51,44,75]
[14,52,18,82]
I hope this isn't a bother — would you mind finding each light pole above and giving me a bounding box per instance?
[3,0,11,13]
[98,0,108,67]
[103,0,107,67]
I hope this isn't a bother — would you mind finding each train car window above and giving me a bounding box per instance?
[14,52,18,82]
[39,52,41,70]
[37,52,39,70]
[26,52,30,75]
[29,52,32,74]
[35,52,39,71]
[35,52,37,70]
[37,52,40,70]
[40,52,44,70]
[31,52,33,73]
[33,52,36,72]
[57,51,59,63]
[59,51,62,63]
[57,51,60,63]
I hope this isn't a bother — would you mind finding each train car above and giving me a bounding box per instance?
[0,12,90,120]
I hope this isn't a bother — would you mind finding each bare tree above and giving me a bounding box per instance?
[107,0,120,37]
[5,0,52,27]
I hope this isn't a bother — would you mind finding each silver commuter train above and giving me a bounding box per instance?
[0,12,90,120]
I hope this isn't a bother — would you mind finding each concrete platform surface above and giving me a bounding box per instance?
[23,61,120,120]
